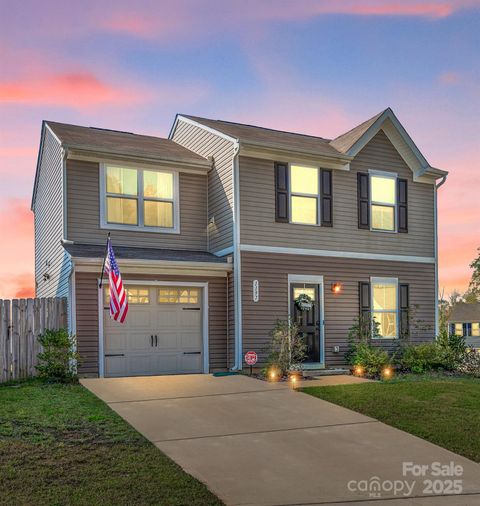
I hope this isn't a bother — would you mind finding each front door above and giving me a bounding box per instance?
[290,283,321,363]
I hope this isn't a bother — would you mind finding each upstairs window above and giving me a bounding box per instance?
[454,323,463,337]
[101,164,178,232]
[371,174,396,231]
[472,323,480,337]
[290,165,319,225]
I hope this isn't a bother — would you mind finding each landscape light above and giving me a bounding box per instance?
[354,366,364,376]
[382,367,393,379]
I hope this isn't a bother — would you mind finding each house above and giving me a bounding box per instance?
[32,108,448,377]
[448,302,480,349]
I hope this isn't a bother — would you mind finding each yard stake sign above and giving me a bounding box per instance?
[99,234,129,323]
[245,351,258,376]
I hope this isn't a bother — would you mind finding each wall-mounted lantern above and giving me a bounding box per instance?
[331,282,342,294]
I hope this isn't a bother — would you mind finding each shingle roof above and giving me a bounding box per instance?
[448,302,480,323]
[63,242,229,264]
[181,115,347,159]
[46,121,210,167]
[329,110,386,154]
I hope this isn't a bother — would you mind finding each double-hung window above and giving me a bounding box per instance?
[290,165,320,225]
[472,323,480,337]
[370,173,396,232]
[371,277,398,338]
[101,164,178,232]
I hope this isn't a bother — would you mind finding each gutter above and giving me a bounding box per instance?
[434,173,448,337]
[231,140,243,370]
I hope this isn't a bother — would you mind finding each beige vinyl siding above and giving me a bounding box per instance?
[172,119,235,253]
[75,271,228,375]
[239,130,435,258]
[66,160,207,250]
[33,127,71,298]
[241,251,435,368]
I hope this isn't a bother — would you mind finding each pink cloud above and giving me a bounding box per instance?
[439,71,462,85]
[0,199,34,299]
[0,72,148,107]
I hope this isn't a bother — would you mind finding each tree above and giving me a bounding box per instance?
[467,247,480,301]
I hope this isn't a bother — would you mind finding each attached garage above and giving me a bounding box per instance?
[103,284,207,377]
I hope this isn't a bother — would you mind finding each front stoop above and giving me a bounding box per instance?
[303,367,351,378]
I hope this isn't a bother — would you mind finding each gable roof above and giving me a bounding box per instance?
[448,302,480,323]
[179,115,347,160]
[46,121,210,167]
[179,109,447,179]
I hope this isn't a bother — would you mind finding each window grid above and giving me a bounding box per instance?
[289,164,320,225]
[371,277,399,339]
[370,174,397,232]
[102,164,177,232]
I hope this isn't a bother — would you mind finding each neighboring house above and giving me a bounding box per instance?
[32,108,448,377]
[448,302,480,349]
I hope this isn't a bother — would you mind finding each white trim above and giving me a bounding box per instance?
[370,276,399,340]
[232,142,243,370]
[288,163,322,226]
[240,244,435,264]
[99,163,181,234]
[69,267,77,336]
[97,279,210,376]
[287,274,325,366]
[45,123,62,145]
[213,246,234,257]
[171,115,239,144]
[62,147,68,239]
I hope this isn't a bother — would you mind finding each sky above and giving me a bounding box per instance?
[0,0,479,299]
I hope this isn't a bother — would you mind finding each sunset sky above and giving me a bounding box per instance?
[0,0,479,299]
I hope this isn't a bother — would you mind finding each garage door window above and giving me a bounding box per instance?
[104,286,150,306]
[158,287,199,304]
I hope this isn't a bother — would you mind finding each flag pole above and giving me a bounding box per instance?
[98,232,111,289]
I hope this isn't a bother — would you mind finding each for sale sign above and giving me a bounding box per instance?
[244,351,258,366]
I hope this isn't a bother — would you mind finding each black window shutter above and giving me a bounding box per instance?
[399,284,409,338]
[449,323,455,336]
[275,162,289,222]
[465,323,471,337]
[357,172,370,229]
[359,282,371,335]
[320,169,333,227]
[397,178,408,233]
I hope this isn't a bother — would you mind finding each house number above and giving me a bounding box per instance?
[252,280,259,302]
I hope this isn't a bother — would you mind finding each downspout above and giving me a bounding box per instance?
[434,174,447,338]
[231,141,243,370]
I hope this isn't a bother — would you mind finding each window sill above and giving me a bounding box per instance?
[100,222,180,234]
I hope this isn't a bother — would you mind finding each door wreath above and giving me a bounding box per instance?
[295,293,313,311]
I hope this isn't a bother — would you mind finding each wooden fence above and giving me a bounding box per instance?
[0,297,67,383]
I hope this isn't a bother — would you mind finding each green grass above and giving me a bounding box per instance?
[302,375,480,463]
[0,379,222,506]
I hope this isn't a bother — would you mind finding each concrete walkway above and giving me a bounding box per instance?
[81,375,480,506]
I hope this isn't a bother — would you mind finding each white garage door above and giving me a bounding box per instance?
[104,285,204,377]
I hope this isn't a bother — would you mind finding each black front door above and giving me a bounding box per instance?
[291,284,321,363]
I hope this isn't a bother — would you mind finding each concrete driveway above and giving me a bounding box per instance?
[81,375,480,506]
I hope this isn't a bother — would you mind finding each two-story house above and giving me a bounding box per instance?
[32,108,447,377]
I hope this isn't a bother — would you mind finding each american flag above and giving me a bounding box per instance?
[104,238,128,323]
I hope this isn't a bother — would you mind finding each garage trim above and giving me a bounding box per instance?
[97,279,209,377]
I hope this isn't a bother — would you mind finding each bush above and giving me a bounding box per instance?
[437,328,466,370]
[36,328,79,382]
[349,342,390,377]
[457,350,480,377]
[398,343,445,374]
[265,319,307,376]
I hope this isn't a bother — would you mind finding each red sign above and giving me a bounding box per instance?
[245,351,258,366]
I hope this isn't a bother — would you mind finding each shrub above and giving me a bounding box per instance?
[457,350,480,377]
[398,343,445,374]
[437,327,466,370]
[349,342,390,377]
[36,328,79,382]
[265,319,307,376]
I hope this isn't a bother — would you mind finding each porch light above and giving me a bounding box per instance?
[331,282,342,294]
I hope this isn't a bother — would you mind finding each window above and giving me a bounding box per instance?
[454,323,464,337]
[472,323,480,337]
[290,165,319,225]
[293,287,316,301]
[104,286,150,306]
[102,164,178,232]
[371,278,398,338]
[158,287,199,304]
[371,174,396,231]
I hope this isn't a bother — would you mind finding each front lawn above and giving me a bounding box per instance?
[0,380,222,506]
[302,375,480,463]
